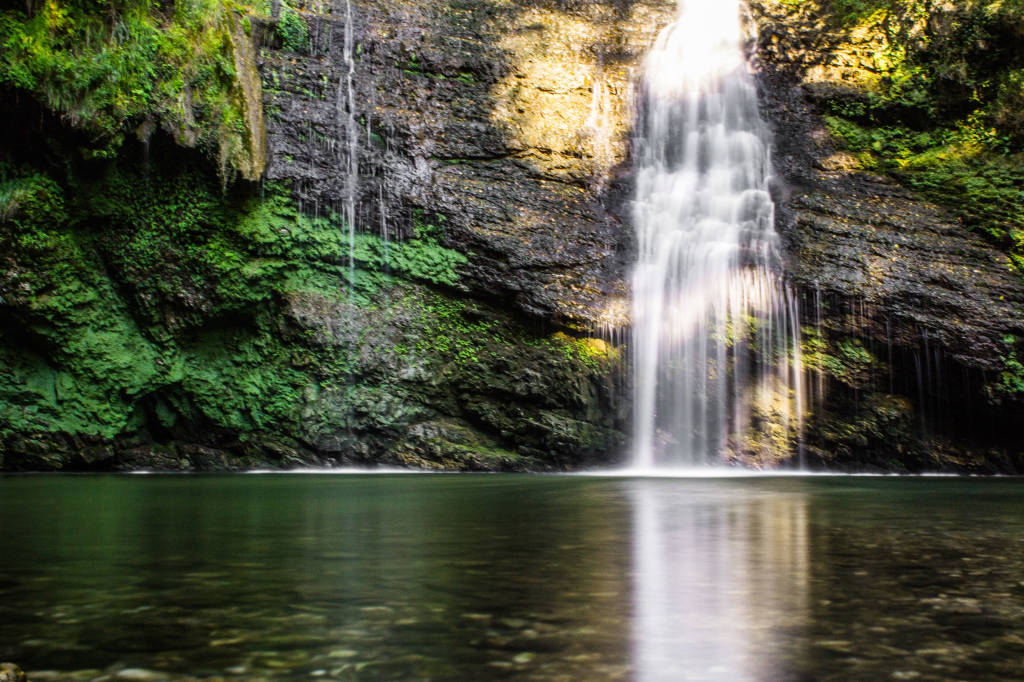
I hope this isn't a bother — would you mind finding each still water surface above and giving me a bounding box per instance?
[1,474,1023,680]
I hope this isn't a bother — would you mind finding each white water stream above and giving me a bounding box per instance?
[340,0,359,286]
[631,0,803,469]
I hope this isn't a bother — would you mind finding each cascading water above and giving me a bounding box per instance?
[631,0,803,469]
[339,0,359,286]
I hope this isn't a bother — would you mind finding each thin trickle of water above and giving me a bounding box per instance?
[586,57,616,194]
[379,182,390,271]
[789,287,805,467]
[631,0,802,469]
[814,284,826,404]
[914,349,927,433]
[339,0,359,288]
[886,316,895,394]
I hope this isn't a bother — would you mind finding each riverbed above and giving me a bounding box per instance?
[2,474,1023,680]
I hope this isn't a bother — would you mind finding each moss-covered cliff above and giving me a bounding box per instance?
[1,0,1022,472]
[0,138,624,470]
[753,0,1024,471]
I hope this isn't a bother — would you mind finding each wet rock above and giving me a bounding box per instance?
[113,670,171,682]
[257,0,664,328]
[749,0,1024,470]
[0,663,25,682]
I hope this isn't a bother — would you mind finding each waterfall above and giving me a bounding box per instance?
[631,0,803,469]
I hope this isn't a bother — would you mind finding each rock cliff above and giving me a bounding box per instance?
[0,0,1021,472]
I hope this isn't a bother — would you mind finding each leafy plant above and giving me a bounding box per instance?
[277,2,308,53]
[996,335,1024,396]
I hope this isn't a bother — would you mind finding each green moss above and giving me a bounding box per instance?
[815,394,914,456]
[354,234,468,288]
[232,190,468,297]
[1,145,620,467]
[181,322,307,432]
[0,169,66,226]
[1,156,467,443]
[411,295,498,367]
[0,165,171,439]
[548,333,614,371]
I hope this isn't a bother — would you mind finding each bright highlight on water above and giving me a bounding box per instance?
[631,0,804,469]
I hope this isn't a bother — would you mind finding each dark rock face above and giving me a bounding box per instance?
[787,177,1024,369]
[258,0,678,327]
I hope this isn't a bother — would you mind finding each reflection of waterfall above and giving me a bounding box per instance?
[631,0,803,468]
[630,480,809,680]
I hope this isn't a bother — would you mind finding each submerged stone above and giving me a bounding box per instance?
[113,670,172,681]
[0,664,25,682]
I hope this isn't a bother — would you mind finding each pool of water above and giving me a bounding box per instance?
[1,474,1023,680]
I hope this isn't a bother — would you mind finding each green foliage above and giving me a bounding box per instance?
[829,0,887,23]
[354,234,468,288]
[0,145,617,464]
[73,168,467,329]
[0,166,66,228]
[548,333,613,370]
[899,151,1024,246]
[414,296,496,366]
[802,328,878,388]
[277,2,308,53]
[996,335,1024,396]
[820,0,1024,274]
[0,165,174,440]
[411,208,444,239]
[0,0,265,171]
[89,166,225,266]
[821,0,1024,137]
[181,323,307,431]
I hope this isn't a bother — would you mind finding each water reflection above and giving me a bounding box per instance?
[631,480,809,680]
[0,476,634,679]
[3,476,1024,680]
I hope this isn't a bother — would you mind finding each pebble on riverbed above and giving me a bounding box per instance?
[0,664,26,682]
[112,669,171,681]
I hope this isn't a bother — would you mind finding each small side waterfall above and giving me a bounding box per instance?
[631,0,803,469]
[339,0,359,286]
